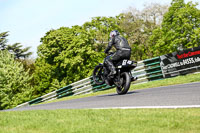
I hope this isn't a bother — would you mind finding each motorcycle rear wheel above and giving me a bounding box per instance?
[116,72,131,95]
[92,64,105,85]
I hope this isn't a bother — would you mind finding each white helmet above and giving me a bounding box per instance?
[110,30,119,37]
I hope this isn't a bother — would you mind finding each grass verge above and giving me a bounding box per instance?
[130,72,200,90]
[41,72,200,104]
[0,109,200,133]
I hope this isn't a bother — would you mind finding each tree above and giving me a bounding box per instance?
[33,26,103,95]
[83,16,122,52]
[0,50,33,109]
[34,16,126,95]
[0,31,9,50]
[0,31,32,59]
[118,3,169,60]
[7,43,33,59]
[142,3,169,25]
[20,58,35,76]
[149,0,200,56]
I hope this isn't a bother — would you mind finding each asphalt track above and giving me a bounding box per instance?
[7,82,200,111]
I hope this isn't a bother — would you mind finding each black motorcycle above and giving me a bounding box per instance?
[92,52,137,95]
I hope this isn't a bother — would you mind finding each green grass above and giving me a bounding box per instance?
[42,72,200,104]
[130,72,200,90]
[0,109,200,133]
[1,73,200,133]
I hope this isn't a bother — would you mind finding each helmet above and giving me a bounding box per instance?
[110,30,119,37]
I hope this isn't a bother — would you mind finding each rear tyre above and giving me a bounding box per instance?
[93,64,105,85]
[116,72,131,95]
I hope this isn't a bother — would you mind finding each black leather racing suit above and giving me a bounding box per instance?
[104,35,131,75]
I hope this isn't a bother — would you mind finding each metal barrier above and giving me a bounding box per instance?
[17,77,115,107]
[17,56,163,108]
[132,56,163,84]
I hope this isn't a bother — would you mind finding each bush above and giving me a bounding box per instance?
[0,50,33,109]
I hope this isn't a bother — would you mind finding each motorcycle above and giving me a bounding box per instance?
[92,52,137,95]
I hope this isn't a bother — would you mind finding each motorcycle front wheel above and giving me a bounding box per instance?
[116,72,131,95]
[92,64,105,85]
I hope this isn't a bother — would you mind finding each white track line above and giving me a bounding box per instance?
[94,105,200,109]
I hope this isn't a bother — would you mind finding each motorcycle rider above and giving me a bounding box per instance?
[104,30,131,77]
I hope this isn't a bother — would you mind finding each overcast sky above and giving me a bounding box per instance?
[0,0,199,58]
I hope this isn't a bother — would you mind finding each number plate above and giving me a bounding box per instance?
[122,60,133,65]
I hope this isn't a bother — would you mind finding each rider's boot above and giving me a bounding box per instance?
[106,61,116,77]
[109,67,116,77]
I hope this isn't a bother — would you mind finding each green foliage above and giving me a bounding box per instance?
[83,16,122,52]
[0,31,32,59]
[0,51,33,109]
[149,0,200,56]
[0,31,9,50]
[19,59,35,76]
[18,59,35,88]
[7,43,33,59]
[33,58,58,95]
[34,26,104,95]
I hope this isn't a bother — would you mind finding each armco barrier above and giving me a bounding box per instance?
[17,56,163,108]
[132,56,163,84]
[17,77,115,107]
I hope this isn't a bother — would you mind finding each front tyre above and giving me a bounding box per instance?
[93,64,105,85]
[116,72,131,95]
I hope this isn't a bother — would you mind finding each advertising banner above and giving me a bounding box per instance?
[160,46,200,78]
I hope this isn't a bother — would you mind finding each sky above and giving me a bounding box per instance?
[0,0,199,58]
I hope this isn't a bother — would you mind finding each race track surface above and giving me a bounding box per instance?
[7,82,200,111]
